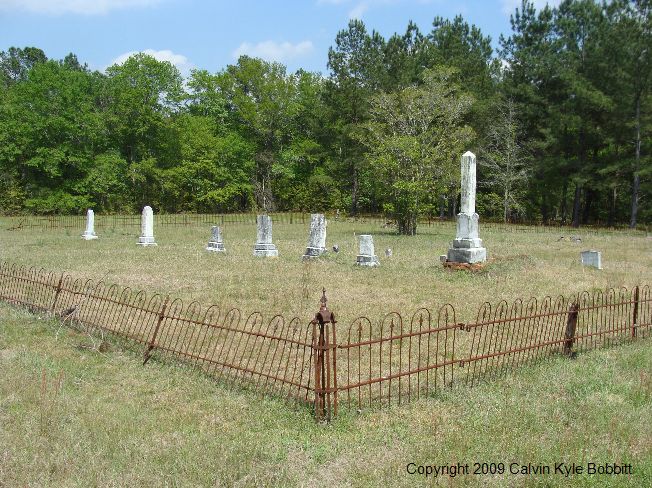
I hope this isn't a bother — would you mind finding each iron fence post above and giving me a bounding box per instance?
[312,319,323,421]
[50,273,64,313]
[311,289,337,422]
[331,316,338,417]
[632,286,640,338]
[563,302,579,357]
[143,295,170,365]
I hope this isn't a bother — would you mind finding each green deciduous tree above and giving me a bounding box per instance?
[0,46,47,87]
[358,67,474,235]
[220,56,297,211]
[105,53,184,167]
[0,59,106,213]
[160,114,254,212]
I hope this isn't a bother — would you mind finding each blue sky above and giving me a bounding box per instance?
[0,0,560,77]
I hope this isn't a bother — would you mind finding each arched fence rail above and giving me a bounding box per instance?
[0,261,649,420]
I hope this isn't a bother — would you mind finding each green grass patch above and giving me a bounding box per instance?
[1,303,650,486]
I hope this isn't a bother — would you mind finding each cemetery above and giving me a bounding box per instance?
[1,0,651,485]
[1,198,650,483]
[0,155,649,410]
[2,151,648,327]
[3,205,649,327]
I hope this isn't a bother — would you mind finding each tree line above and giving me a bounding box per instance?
[0,0,649,232]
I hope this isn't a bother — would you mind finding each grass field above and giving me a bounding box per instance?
[1,217,651,486]
[1,303,650,487]
[0,217,650,325]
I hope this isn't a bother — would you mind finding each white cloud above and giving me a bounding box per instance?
[318,0,405,20]
[501,0,561,16]
[232,40,314,63]
[348,2,369,19]
[107,49,193,76]
[0,0,161,15]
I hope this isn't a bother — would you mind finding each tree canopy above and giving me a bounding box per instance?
[0,0,649,231]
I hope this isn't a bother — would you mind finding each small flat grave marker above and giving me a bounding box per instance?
[580,250,602,270]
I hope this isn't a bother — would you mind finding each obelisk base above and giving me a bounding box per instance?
[446,212,486,264]
[446,246,486,264]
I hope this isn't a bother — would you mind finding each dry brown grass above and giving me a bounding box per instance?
[1,216,651,486]
[0,216,649,326]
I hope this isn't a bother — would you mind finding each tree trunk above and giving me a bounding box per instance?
[608,187,616,228]
[571,183,581,228]
[503,188,509,223]
[581,188,593,225]
[631,173,640,229]
[561,179,568,225]
[630,95,641,229]
[439,195,446,219]
[541,190,549,224]
[397,213,417,235]
[351,166,358,216]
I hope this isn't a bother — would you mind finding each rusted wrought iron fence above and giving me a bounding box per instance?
[336,286,650,411]
[0,261,649,420]
[338,306,459,410]
[0,262,315,405]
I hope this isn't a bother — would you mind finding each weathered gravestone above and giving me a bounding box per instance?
[446,151,487,264]
[206,226,225,253]
[303,213,327,259]
[580,250,602,270]
[137,206,157,246]
[253,215,278,257]
[81,209,98,240]
[356,235,379,267]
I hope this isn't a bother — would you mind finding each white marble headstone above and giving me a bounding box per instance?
[580,250,602,270]
[303,213,327,259]
[137,206,157,246]
[206,225,225,253]
[81,208,98,240]
[253,215,278,257]
[446,151,487,264]
[356,234,379,267]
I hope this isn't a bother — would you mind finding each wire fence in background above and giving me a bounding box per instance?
[2,212,646,237]
[2,212,309,230]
